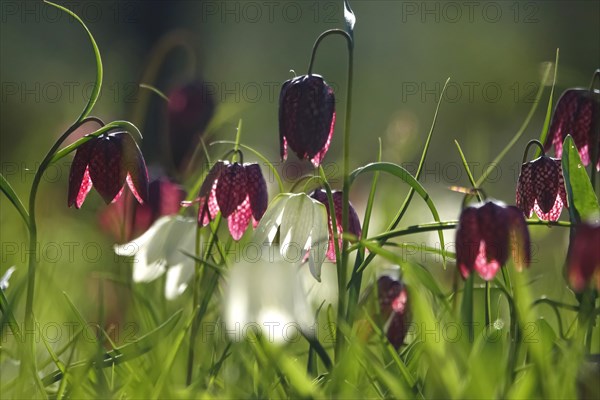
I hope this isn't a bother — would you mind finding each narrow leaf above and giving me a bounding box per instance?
[349,162,446,259]
[536,49,560,157]
[561,135,600,223]
[41,309,183,386]
[0,173,29,227]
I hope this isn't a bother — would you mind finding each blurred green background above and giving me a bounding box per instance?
[1,0,599,364]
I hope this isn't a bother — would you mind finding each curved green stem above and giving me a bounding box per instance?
[210,141,285,194]
[485,281,492,327]
[22,116,103,387]
[307,29,353,76]
[303,27,354,362]
[522,139,545,164]
[23,2,104,387]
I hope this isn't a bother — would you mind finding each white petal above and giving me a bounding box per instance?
[224,247,314,343]
[308,201,329,281]
[164,262,194,300]
[0,266,16,290]
[132,253,166,282]
[253,194,289,244]
[280,194,315,263]
[114,216,172,257]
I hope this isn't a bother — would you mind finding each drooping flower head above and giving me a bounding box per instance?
[168,81,216,170]
[114,216,197,300]
[516,141,567,221]
[376,275,410,349]
[544,70,600,171]
[456,201,530,281]
[356,271,410,350]
[279,74,336,167]
[194,160,268,240]
[253,193,329,281]
[567,222,600,292]
[99,173,186,243]
[68,131,149,209]
[310,189,362,261]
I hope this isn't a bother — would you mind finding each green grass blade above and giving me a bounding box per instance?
[139,83,170,103]
[0,173,29,228]
[152,309,197,398]
[536,49,559,157]
[349,161,445,260]
[454,140,478,188]
[0,289,23,343]
[41,309,183,386]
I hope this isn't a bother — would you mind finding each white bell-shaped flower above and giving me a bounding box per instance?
[114,215,196,299]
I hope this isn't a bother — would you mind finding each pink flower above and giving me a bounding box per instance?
[456,201,530,281]
[544,85,600,171]
[195,161,268,240]
[567,223,600,292]
[279,75,336,167]
[309,189,362,261]
[377,275,410,349]
[68,131,148,209]
[98,175,186,243]
[516,155,567,221]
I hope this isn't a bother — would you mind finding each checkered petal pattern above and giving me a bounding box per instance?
[194,161,268,240]
[516,156,567,221]
[68,131,149,209]
[279,74,336,167]
[545,89,600,171]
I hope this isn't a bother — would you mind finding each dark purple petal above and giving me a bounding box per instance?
[88,134,126,204]
[199,161,226,198]
[119,132,149,204]
[216,163,247,218]
[377,276,402,318]
[568,223,600,292]
[517,155,566,221]
[456,207,481,279]
[244,163,268,221]
[546,89,599,169]
[376,276,410,349]
[279,80,292,161]
[387,313,408,350]
[310,189,362,261]
[533,156,560,214]
[516,162,534,217]
[279,75,336,166]
[197,161,226,225]
[477,202,509,267]
[68,136,97,208]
